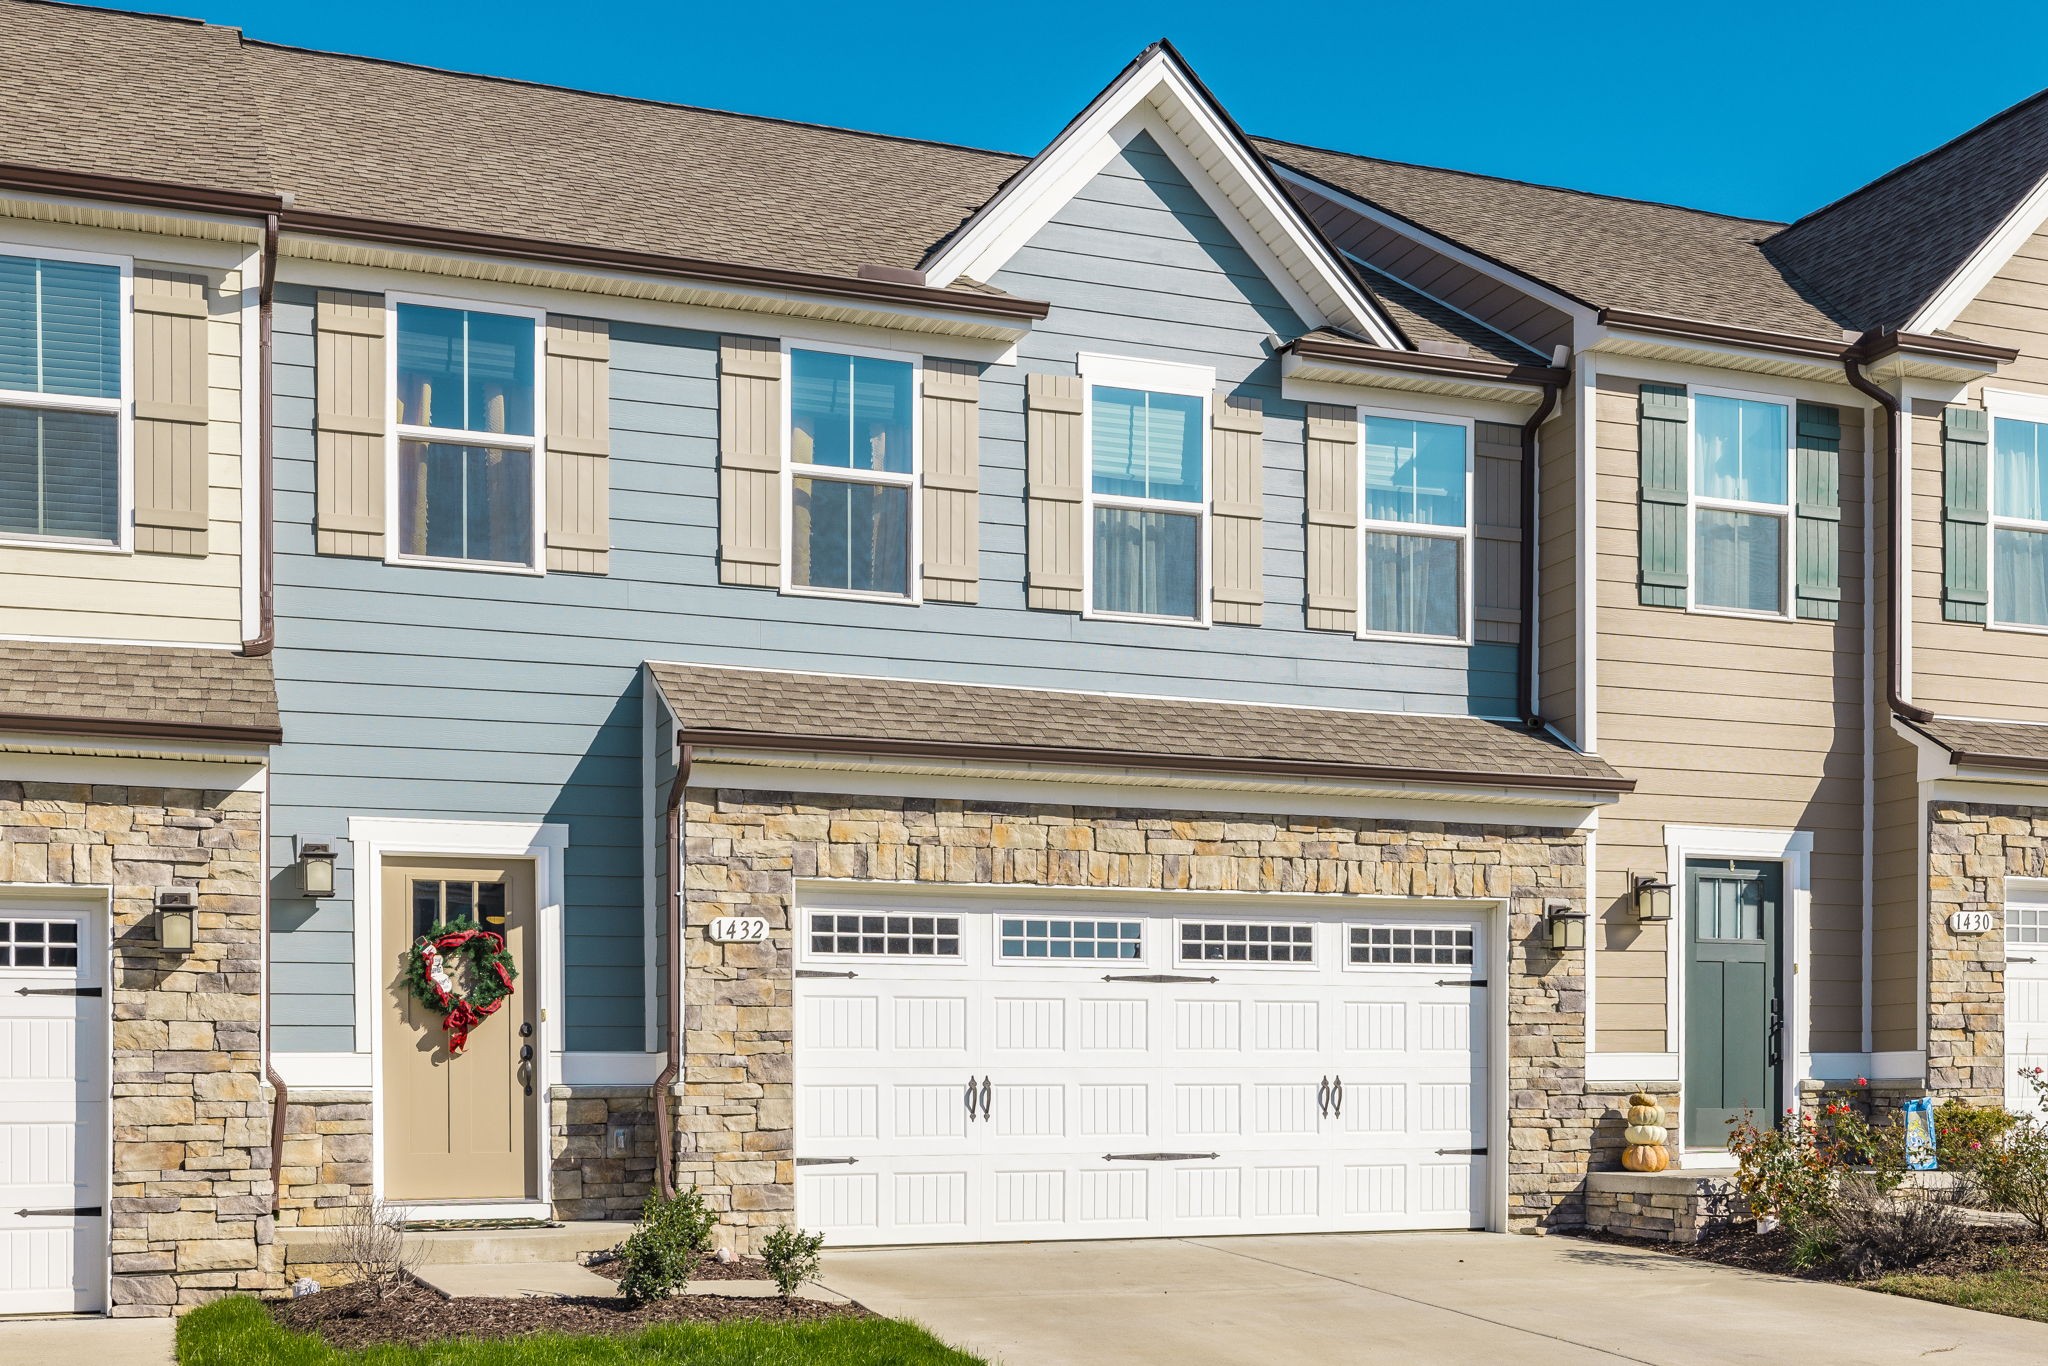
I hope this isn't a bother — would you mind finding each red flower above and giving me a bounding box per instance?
[1856,1076,1869,1087]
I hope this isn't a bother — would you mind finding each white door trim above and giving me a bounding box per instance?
[1664,825,1812,1155]
[348,817,567,1214]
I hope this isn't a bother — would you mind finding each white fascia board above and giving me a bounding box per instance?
[1270,164,1597,327]
[922,50,1400,348]
[1905,172,2048,335]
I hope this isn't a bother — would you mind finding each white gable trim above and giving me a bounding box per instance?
[1906,170,2048,334]
[1271,164,1596,327]
[922,48,1401,349]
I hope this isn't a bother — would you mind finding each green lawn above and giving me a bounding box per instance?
[1869,1267,2048,1324]
[178,1296,987,1366]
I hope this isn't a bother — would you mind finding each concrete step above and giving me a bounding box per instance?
[280,1219,630,1267]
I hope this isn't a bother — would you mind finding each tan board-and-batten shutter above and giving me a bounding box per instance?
[1210,391,1263,624]
[545,316,610,575]
[1026,372,1085,611]
[314,290,387,557]
[131,265,212,556]
[1304,403,1359,631]
[922,358,980,601]
[718,335,782,587]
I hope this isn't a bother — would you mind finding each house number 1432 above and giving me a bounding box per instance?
[708,916,771,943]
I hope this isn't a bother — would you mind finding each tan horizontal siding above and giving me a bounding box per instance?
[1872,724,1921,1055]
[1594,376,1867,1055]
[1537,395,1577,739]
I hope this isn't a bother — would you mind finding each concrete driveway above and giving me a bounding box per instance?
[819,1231,2048,1365]
[0,1315,172,1366]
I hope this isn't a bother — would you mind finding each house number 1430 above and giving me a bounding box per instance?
[1949,910,1995,935]
[708,916,771,943]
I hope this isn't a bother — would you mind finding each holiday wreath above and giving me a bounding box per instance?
[401,919,518,1055]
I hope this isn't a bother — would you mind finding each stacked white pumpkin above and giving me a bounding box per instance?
[1620,1090,1670,1172]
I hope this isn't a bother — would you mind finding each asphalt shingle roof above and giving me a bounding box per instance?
[1905,716,2048,773]
[0,642,281,741]
[649,664,1629,793]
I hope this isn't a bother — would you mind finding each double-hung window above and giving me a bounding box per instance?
[1083,355,1208,623]
[0,248,126,548]
[1691,393,1791,615]
[391,299,542,571]
[1992,415,2048,628]
[788,347,917,599]
[1359,412,1470,639]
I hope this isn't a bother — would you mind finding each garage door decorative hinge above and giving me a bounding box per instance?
[15,1206,101,1217]
[1434,1148,1487,1156]
[1102,1151,1220,1162]
[793,1157,857,1167]
[1434,979,1486,988]
[1101,973,1218,984]
[14,986,101,996]
[795,969,858,979]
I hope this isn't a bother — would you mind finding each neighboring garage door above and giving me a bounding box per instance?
[2009,897,2048,1112]
[0,906,106,1314]
[794,899,1490,1246]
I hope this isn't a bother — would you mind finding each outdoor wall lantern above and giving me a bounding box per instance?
[298,840,337,899]
[1545,898,1587,951]
[155,887,197,954]
[1631,874,1675,924]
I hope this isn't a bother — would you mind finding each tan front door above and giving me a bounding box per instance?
[381,857,536,1202]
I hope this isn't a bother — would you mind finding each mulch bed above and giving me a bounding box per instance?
[270,1282,868,1351]
[583,1251,771,1283]
[1566,1222,2048,1283]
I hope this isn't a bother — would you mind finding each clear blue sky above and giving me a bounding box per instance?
[107,0,2048,224]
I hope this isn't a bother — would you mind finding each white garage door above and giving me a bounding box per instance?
[794,900,1490,1246]
[2008,901,2048,1114]
[0,907,106,1315]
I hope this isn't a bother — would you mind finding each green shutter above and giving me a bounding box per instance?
[1794,403,1842,621]
[1942,405,1989,623]
[1638,383,1689,606]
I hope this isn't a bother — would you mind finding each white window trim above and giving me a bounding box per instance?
[1173,915,1320,971]
[994,913,1146,968]
[1340,915,1484,975]
[1077,352,1214,628]
[800,904,966,965]
[1982,400,2048,635]
[382,291,548,577]
[0,241,133,555]
[779,338,924,605]
[1662,825,1812,1156]
[1685,385,1797,622]
[1354,405,1475,646]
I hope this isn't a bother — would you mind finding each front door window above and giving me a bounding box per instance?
[1683,859,1783,1149]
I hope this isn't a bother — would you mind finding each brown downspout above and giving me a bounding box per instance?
[651,743,693,1199]
[1517,380,1561,728]
[1842,352,1934,725]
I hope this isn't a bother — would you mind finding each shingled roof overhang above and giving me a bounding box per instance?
[1901,716,2048,778]
[650,664,1632,797]
[1284,330,1568,388]
[0,643,282,747]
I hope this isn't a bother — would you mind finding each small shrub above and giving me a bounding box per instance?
[332,1195,422,1301]
[761,1225,826,1299]
[1976,1070,2048,1238]
[1728,1109,1842,1255]
[616,1186,720,1304]
[1828,1172,1971,1277]
[1935,1100,2018,1173]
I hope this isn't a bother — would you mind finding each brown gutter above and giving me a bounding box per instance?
[1842,352,1934,725]
[284,210,1051,323]
[650,744,693,1200]
[1517,380,1561,728]
[1286,331,1568,386]
[679,728,1634,795]
[1858,327,2018,367]
[0,712,283,746]
[0,161,287,219]
[1600,309,2021,369]
[243,210,282,658]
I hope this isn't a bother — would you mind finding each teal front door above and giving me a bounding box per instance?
[1683,859,1784,1148]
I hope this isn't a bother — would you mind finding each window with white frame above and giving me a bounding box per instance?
[0,249,125,547]
[789,348,916,598]
[1992,416,2048,628]
[392,301,541,569]
[809,912,960,957]
[999,917,1142,961]
[1084,357,1208,621]
[1360,413,1469,639]
[1180,920,1313,964]
[2008,903,2048,945]
[1349,923,1473,966]
[1692,393,1791,615]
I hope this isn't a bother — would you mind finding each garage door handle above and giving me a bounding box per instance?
[979,1076,993,1121]
[1330,1076,1343,1119]
[1102,1152,1219,1162]
[1317,1076,1330,1118]
[16,1207,100,1218]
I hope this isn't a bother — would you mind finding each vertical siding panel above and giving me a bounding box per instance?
[718,335,781,587]
[1304,403,1358,631]
[546,315,611,575]
[132,265,210,555]
[1210,391,1263,624]
[1026,372,1084,611]
[1473,420,1522,645]
[314,290,388,558]
[922,357,980,602]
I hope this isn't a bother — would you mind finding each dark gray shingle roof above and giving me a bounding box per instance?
[0,642,280,742]
[649,664,1628,793]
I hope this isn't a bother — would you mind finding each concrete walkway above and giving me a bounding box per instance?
[0,1316,173,1366]
[820,1231,2048,1365]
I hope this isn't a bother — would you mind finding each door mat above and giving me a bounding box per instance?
[399,1218,563,1232]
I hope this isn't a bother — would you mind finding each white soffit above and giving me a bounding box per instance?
[920,48,1402,349]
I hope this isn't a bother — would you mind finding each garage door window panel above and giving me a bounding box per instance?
[0,918,80,969]
[1348,924,1475,968]
[1179,920,1314,965]
[809,912,961,958]
[999,918,1141,961]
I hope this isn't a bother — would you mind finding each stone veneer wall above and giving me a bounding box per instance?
[275,1090,371,1227]
[550,1085,659,1220]
[0,777,277,1315]
[678,787,1596,1249]
[1927,800,2030,1103]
